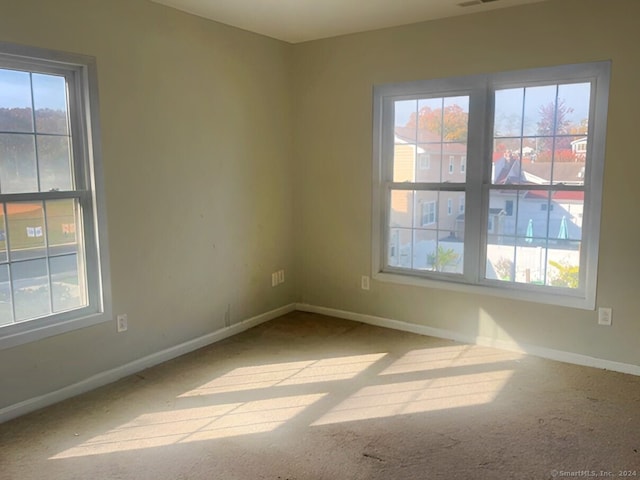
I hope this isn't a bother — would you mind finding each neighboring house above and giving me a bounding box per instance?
[490,155,585,243]
[391,128,467,235]
[571,137,588,160]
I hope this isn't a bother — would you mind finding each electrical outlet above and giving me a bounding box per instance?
[361,275,370,290]
[278,269,285,284]
[272,272,278,287]
[116,314,128,332]
[598,307,612,326]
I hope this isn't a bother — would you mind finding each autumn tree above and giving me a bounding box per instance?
[406,104,468,142]
[537,99,574,152]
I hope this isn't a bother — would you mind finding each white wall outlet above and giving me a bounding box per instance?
[598,307,612,326]
[116,314,128,332]
[278,269,285,284]
[361,275,370,290]
[271,272,278,287]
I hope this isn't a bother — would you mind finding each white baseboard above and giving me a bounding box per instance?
[296,303,640,377]
[0,303,296,424]
[4,301,637,424]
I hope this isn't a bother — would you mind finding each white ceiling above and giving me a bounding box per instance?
[150,0,550,44]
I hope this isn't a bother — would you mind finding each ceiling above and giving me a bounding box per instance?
[150,0,550,44]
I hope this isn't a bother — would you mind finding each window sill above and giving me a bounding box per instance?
[373,270,595,310]
[0,309,111,351]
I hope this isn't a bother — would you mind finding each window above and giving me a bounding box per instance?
[372,62,610,309]
[447,199,453,216]
[0,42,110,349]
[421,201,436,226]
[505,200,514,216]
[418,153,430,170]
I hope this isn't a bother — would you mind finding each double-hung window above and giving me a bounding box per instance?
[0,42,110,348]
[372,62,610,309]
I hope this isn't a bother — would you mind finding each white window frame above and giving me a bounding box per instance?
[0,42,111,350]
[448,156,454,174]
[372,62,610,310]
[447,198,453,216]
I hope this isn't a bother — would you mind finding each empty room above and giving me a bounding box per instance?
[0,0,639,478]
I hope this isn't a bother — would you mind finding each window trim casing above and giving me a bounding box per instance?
[371,62,610,310]
[0,42,111,350]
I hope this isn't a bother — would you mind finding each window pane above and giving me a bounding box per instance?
[0,264,11,325]
[388,228,412,268]
[38,135,73,191]
[557,83,590,136]
[393,143,417,182]
[550,193,583,242]
[389,190,414,228]
[0,69,33,133]
[416,145,440,182]
[547,242,581,288]
[517,191,551,244]
[523,85,557,137]
[50,254,84,312]
[551,136,586,186]
[492,139,526,185]
[486,236,515,282]
[443,96,469,143]
[395,100,417,142]
[415,191,438,227]
[494,88,523,137]
[417,98,443,139]
[7,202,46,261]
[13,258,50,321]
[0,133,38,193]
[442,143,467,183]
[489,191,516,236]
[46,199,79,248]
[414,229,463,274]
[32,73,69,135]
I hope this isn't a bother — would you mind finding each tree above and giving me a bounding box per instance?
[406,104,468,142]
[548,260,579,288]
[427,246,460,272]
[537,99,574,152]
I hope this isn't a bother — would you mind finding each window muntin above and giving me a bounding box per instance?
[0,42,110,348]
[373,62,610,309]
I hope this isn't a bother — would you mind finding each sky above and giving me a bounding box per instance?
[0,68,68,111]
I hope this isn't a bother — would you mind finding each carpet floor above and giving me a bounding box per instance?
[1,311,639,479]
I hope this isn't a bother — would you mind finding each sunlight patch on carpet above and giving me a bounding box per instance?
[311,369,514,426]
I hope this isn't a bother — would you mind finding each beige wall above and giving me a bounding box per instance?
[1,0,639,413]
[292,0,640,366]
[0,0,295,409]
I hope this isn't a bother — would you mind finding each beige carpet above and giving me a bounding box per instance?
[1,311,639,479]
